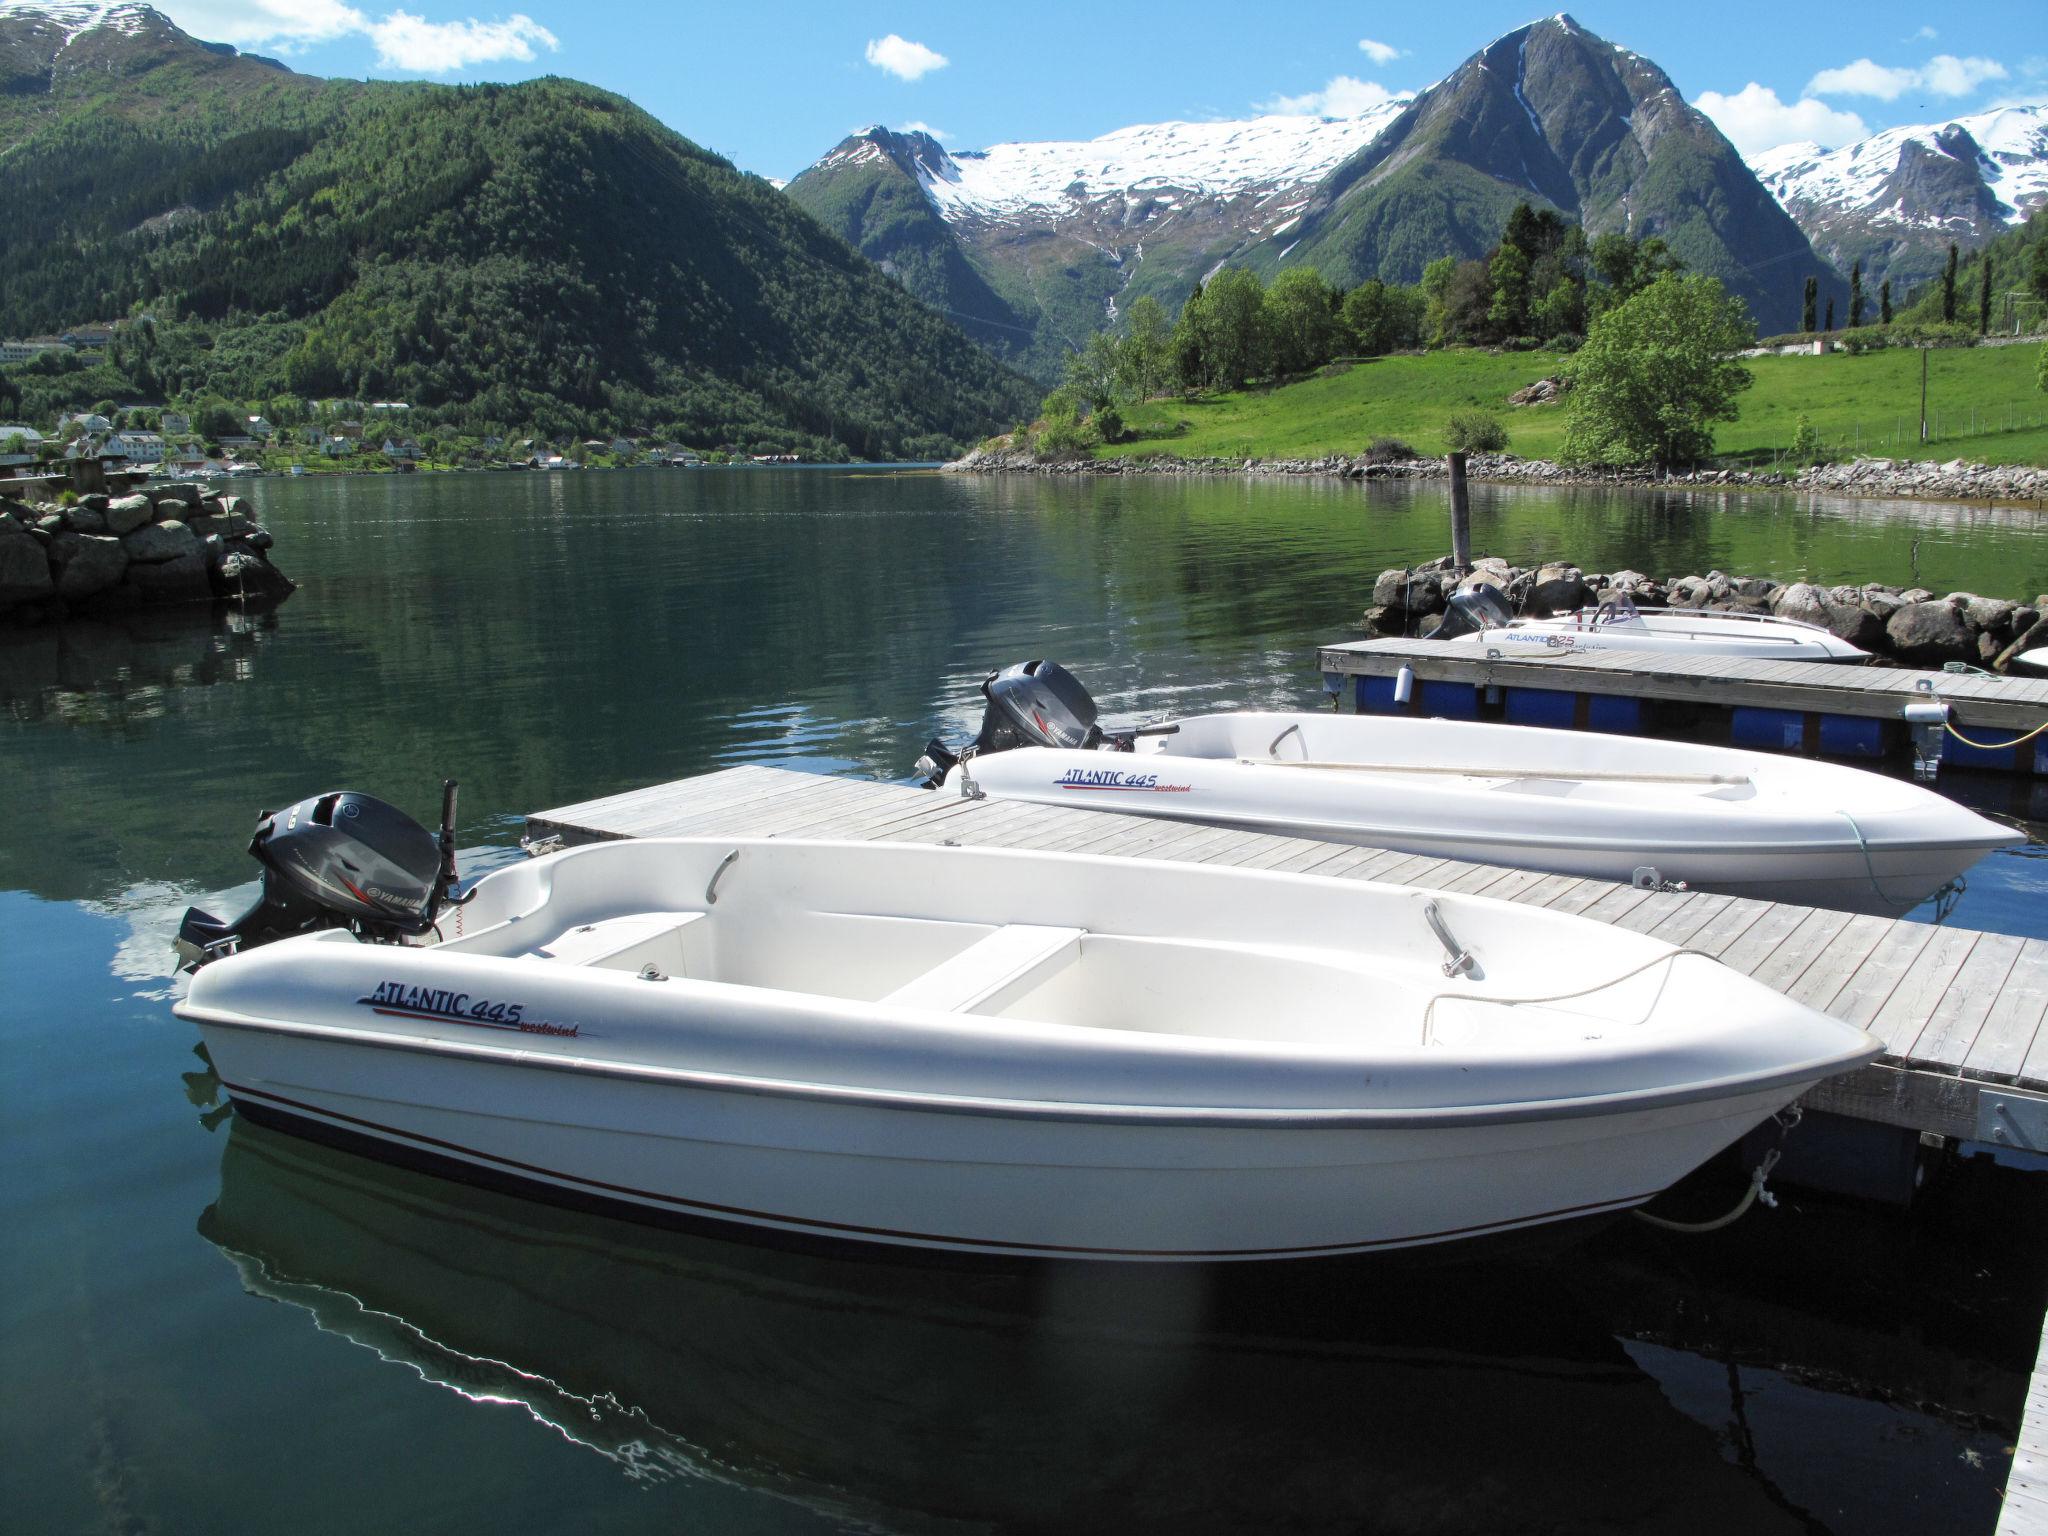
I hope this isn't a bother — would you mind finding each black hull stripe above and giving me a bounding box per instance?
[221,1079,1658,1259]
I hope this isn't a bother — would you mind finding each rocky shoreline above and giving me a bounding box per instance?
[0,483,294,625]
[1365,555,2048,672]
[946,448,2048,506]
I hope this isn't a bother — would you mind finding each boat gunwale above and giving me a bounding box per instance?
[175,1000,1877,1131]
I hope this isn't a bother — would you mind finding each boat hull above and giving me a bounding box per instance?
[1451,609,1868,662]
[949,715,2012,917]
[202,1023,1799,1261]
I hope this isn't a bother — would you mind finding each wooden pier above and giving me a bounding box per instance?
[2003,1310,2048,1536]
[1317,638,2048,775]
[528,763,2048,1144]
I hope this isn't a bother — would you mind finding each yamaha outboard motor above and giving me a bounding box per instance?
[1432,586,1516,641]
[175,781,467,970]
[917,661,1104,787]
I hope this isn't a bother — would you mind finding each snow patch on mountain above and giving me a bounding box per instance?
[1751,106,2048,229]
[0,1,157,46]
[913,104,1409,231]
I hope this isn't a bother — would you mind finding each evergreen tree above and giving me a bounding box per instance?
[1801,276,1817,335]
[1941,243,1959,323]
[1880,278,1893,324]
[1848,261,1864,328]
[1979,254,1994,334]
[1824,298,1834,333]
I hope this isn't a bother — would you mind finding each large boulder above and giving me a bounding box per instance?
[1996,615,2048,671]
[1822,599,1887,651]
[1962,595,2018,638]
[1371,568,1445,616]
[1885,600,1976,665]
[1771,582,1831,627]
[212,549,295,604]
[122,551,213,604]
[50,533,128,599]
[0,529,53,606]
[1525,562,1592,615]
[62,504,108,535]
[122,519,203,564]
[151,483,203,511]
[103,494,154,535]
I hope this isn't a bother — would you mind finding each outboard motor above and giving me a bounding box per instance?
[1433,586,1515,641]
[917,660,1105,787]
[175,780,467,971]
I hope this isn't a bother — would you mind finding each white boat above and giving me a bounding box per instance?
[2015,647,2048,676]
[1432,589,1869,662]
[921,665,2016,917]
[176,834,1876,1262]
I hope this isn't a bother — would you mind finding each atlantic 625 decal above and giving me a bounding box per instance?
[1053,767,1193,793]
[359,980,583,1038]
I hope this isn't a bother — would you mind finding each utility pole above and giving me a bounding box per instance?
[1919,348,1929,446]
[1448,451,1472,573]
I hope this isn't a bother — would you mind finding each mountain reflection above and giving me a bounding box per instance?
[201,1120,1814,1534]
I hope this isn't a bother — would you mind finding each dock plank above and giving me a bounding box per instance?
[1996,1307,2048,1536]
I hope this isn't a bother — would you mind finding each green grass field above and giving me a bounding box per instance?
[1102,342,2048,467]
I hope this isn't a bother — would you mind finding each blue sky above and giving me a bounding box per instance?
[157,1,2048,176]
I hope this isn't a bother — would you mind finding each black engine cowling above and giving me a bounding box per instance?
[918,661,1106,786]
[176,781,464,969]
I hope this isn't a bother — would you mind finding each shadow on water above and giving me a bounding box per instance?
[197,1117,2031,1535]
[0,604,285,728]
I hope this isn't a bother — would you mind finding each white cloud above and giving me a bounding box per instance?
[1806,53,2008,100]
[1261,75,1396,117]
[1912,25,1938,41]
[161,2,556,71]
[896,120,948,140]
[864,34,947,82]
[365,11,556,71]
[162,1,369,51]
[1693,83,1868,156]
[1357,37,1403,66]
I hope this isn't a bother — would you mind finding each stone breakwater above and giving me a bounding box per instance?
[946,448,2048,505]
[1367,555,2048,672]
[0,483,293,624]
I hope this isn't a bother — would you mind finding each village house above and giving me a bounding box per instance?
[0,338,72,364]
[61,411,112,434]
[159,411,191,437]
[103,430,166,463]
[0,424,43,467]
[246,415,274,439]
[320,434,354,457]
[60,323,120,349]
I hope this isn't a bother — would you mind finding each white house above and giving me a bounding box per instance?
[103,431,166,463]
[0,424,46,449]
[160,411,191,437]
[62,411,112,434]
[320,435,353,457]
[246,415,274,439]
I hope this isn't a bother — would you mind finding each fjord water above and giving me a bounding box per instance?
[5,468,2046,1534]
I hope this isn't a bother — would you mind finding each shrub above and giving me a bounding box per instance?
[1787,416,1830,465]
[1364,436,1417,464]
[1444,411,1510,454]
[1092,404,1125,444]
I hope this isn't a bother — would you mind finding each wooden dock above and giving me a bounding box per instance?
[1317,638,2048,774]
[527,763,2048,1142]
[2002,1309,2048,1536]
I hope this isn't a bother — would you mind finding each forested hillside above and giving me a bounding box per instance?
[0,4,1035,457]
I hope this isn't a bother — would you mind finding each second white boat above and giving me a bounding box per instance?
[921,664,2017,916]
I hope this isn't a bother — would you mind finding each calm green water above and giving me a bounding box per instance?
[4,468,2046,1534]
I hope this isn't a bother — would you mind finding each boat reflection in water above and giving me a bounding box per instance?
[200,1119,1824,1534]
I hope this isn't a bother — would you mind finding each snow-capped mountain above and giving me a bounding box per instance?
[788,107,1410,379]
[1751,106,2048,291]
[910,108,1408,235]
[791,14,1839,374]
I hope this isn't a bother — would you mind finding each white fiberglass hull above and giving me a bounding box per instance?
[177,840,1876,1262]
[1452,608,1868,662]
[943,713,2016,917]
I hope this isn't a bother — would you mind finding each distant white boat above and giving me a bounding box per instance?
[1435,590,1869,663]
[921,665,2015,916]
[175,836,1878,1261]
[2014,647,2048,676]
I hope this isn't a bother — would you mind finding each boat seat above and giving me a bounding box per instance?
[527,911,707,970]
[880,924,1084,1015]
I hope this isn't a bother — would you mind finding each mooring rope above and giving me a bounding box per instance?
[1944,717,2048,751]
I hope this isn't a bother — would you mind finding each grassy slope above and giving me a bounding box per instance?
[1102,344,2048,466]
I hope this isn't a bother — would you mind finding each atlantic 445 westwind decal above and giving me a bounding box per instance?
[1052,767,1193,793]
[358,980,583,1038]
